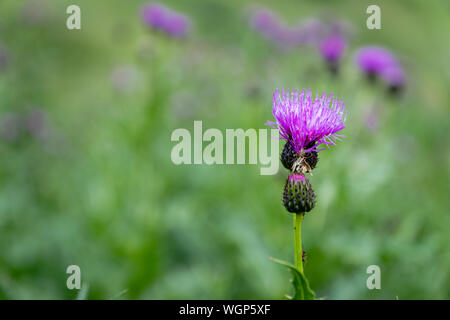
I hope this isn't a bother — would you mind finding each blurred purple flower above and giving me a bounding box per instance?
[164,12,191,37]
[249,7,284,41]
[26,108,49,140]
[0,108,50,143]
[355,46,397,76]
[141,3,169,31]
[275,26,307,50]
[141,3,191,37]
[296,18,327,46]
[319,34,347,62]
[267,89,347,154]
[20,0,50,25]
[329,19,356,39]
[381,65,405,91]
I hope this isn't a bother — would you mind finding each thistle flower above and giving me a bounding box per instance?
[267,89,347,174]
[248,7,284,42]
[247,8,328,50]
[141,3,169,31]
[380,65,405,93]
[25,108,49,140]
[164,12,191,38]
[355,46,397,80]
[141,3,191,37]
[268,88,348,299]
[318,34,347,74]
[296,18,327,46]
[319,34,346,62]
[329,19,356,39]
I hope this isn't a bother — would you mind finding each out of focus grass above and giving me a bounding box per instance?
[0,0,449,299]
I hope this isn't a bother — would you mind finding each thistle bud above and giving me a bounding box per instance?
[283,174,315,213]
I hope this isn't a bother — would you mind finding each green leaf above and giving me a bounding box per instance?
[270,257,315,300]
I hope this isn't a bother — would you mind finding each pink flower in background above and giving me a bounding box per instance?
[249,7,284,41]
[141,3,169,31]
[381,65,406,92]
[164,12,191,37]
[355,46,397,76]
[319,34,347,63]
[141,2,191,37]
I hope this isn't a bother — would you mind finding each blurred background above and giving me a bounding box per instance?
[0,0,449,299]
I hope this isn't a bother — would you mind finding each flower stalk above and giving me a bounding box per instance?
[267,88,347,299]
[294,212,304,273]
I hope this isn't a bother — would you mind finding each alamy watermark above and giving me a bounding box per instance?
[171,121,280,175]
[66,5,81,30]
[366,265,381,290]
[66,265,81,290]
[366,5,381,30]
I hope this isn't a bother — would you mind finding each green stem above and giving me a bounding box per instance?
[294,212,304,273]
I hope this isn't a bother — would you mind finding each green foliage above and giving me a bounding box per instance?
[270,258,315,300]
[0,0,449,300]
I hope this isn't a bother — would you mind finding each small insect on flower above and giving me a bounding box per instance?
[267,89,347,175]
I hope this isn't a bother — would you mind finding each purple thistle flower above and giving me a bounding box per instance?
[381,65,405,90]
[296,18,327,46]
[329,19,356,40]
[355,46,397,76]
[319,34,347,63]
[26,108,49,140]
[164,12,191,37]
[141,3,169,31]
[267,89,347,155]
[249,7,284,41]
[141,3,191,37]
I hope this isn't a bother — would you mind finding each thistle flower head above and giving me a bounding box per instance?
[141,3,169,31]
[164,12,191,37]
[248,7,284,43]
[141,3,191,37]
[319,34,347,63]
[297,18,327,46]
[381,65,405,89]
[355,46,397,75]
[267,89,347,155]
